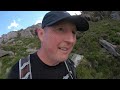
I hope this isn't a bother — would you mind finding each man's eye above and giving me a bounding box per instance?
[58,28,64,32]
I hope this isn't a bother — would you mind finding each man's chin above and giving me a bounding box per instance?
[57,56,69,62]
[55,53,70,62]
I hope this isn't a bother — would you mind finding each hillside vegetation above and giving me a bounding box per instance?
[0,18,120,79]
[74,18,120,79]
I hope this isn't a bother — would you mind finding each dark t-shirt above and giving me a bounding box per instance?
[8,52,76,79]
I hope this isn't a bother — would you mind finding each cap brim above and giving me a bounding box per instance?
[66,15,89,31]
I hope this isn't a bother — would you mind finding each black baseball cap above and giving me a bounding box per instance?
[42,11,89,31]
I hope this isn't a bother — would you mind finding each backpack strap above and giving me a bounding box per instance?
[19,55,32,79]
[64,59,77,79]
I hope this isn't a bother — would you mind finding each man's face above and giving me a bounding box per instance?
[41,21,77,62]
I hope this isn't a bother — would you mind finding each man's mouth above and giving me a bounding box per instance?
[58,47,68,51]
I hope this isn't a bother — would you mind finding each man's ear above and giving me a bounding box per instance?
[37,28,44,42]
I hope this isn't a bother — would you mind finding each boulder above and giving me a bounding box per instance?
[0,49,14,58]
[110,11,120,20]
[70,53,84,67]
[99,39,120,57]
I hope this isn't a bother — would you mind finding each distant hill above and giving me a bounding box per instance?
[0,11,120,79]
[0,23,41,44]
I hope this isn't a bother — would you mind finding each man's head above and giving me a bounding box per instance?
[37,11,89,65]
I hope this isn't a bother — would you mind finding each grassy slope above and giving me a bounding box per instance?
[0,18,120,79]
[0,36,40,79]
[74,19,120,79]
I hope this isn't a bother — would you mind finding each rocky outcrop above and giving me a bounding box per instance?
[111,11,120,20]
[0,37,3,44]
[19,29,34,38]
[0,49,14,58]
[70,53,84,67]
[81,11,120,21]
[1,31,18,43]
[0,23,41,44]
[99,39,120,57]
[18,23,41,38]
[81,11,103,22]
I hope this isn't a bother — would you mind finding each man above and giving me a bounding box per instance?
[8,11,89,79]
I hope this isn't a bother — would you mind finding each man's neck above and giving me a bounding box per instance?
[37,48,60,66]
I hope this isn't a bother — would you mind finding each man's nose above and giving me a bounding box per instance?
[64,33,76,43]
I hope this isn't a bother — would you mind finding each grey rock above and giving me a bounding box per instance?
[81,11,103,22]
[5,39,15,45]
[19,29,34,38]
[81,11,120,21]
[19,23,41,38]
[2,31,18,43]
[26,48,37,54]
[117,32,120,36]
[0,23,42,44]
[111,11,120,20]
[0,37,4,44]
[70,53,84,67]
[0,49,9,58]
[99,39,120,57]
[0,49,14,58]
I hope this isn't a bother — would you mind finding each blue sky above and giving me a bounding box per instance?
[0,11,81,37]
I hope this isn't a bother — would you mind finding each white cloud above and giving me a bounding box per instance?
[12,29,17,31]
[7,20,24,32]
[67,11,82,15]
[8,20,19,29]
[34,19,42,25]
[34,16,43,25]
